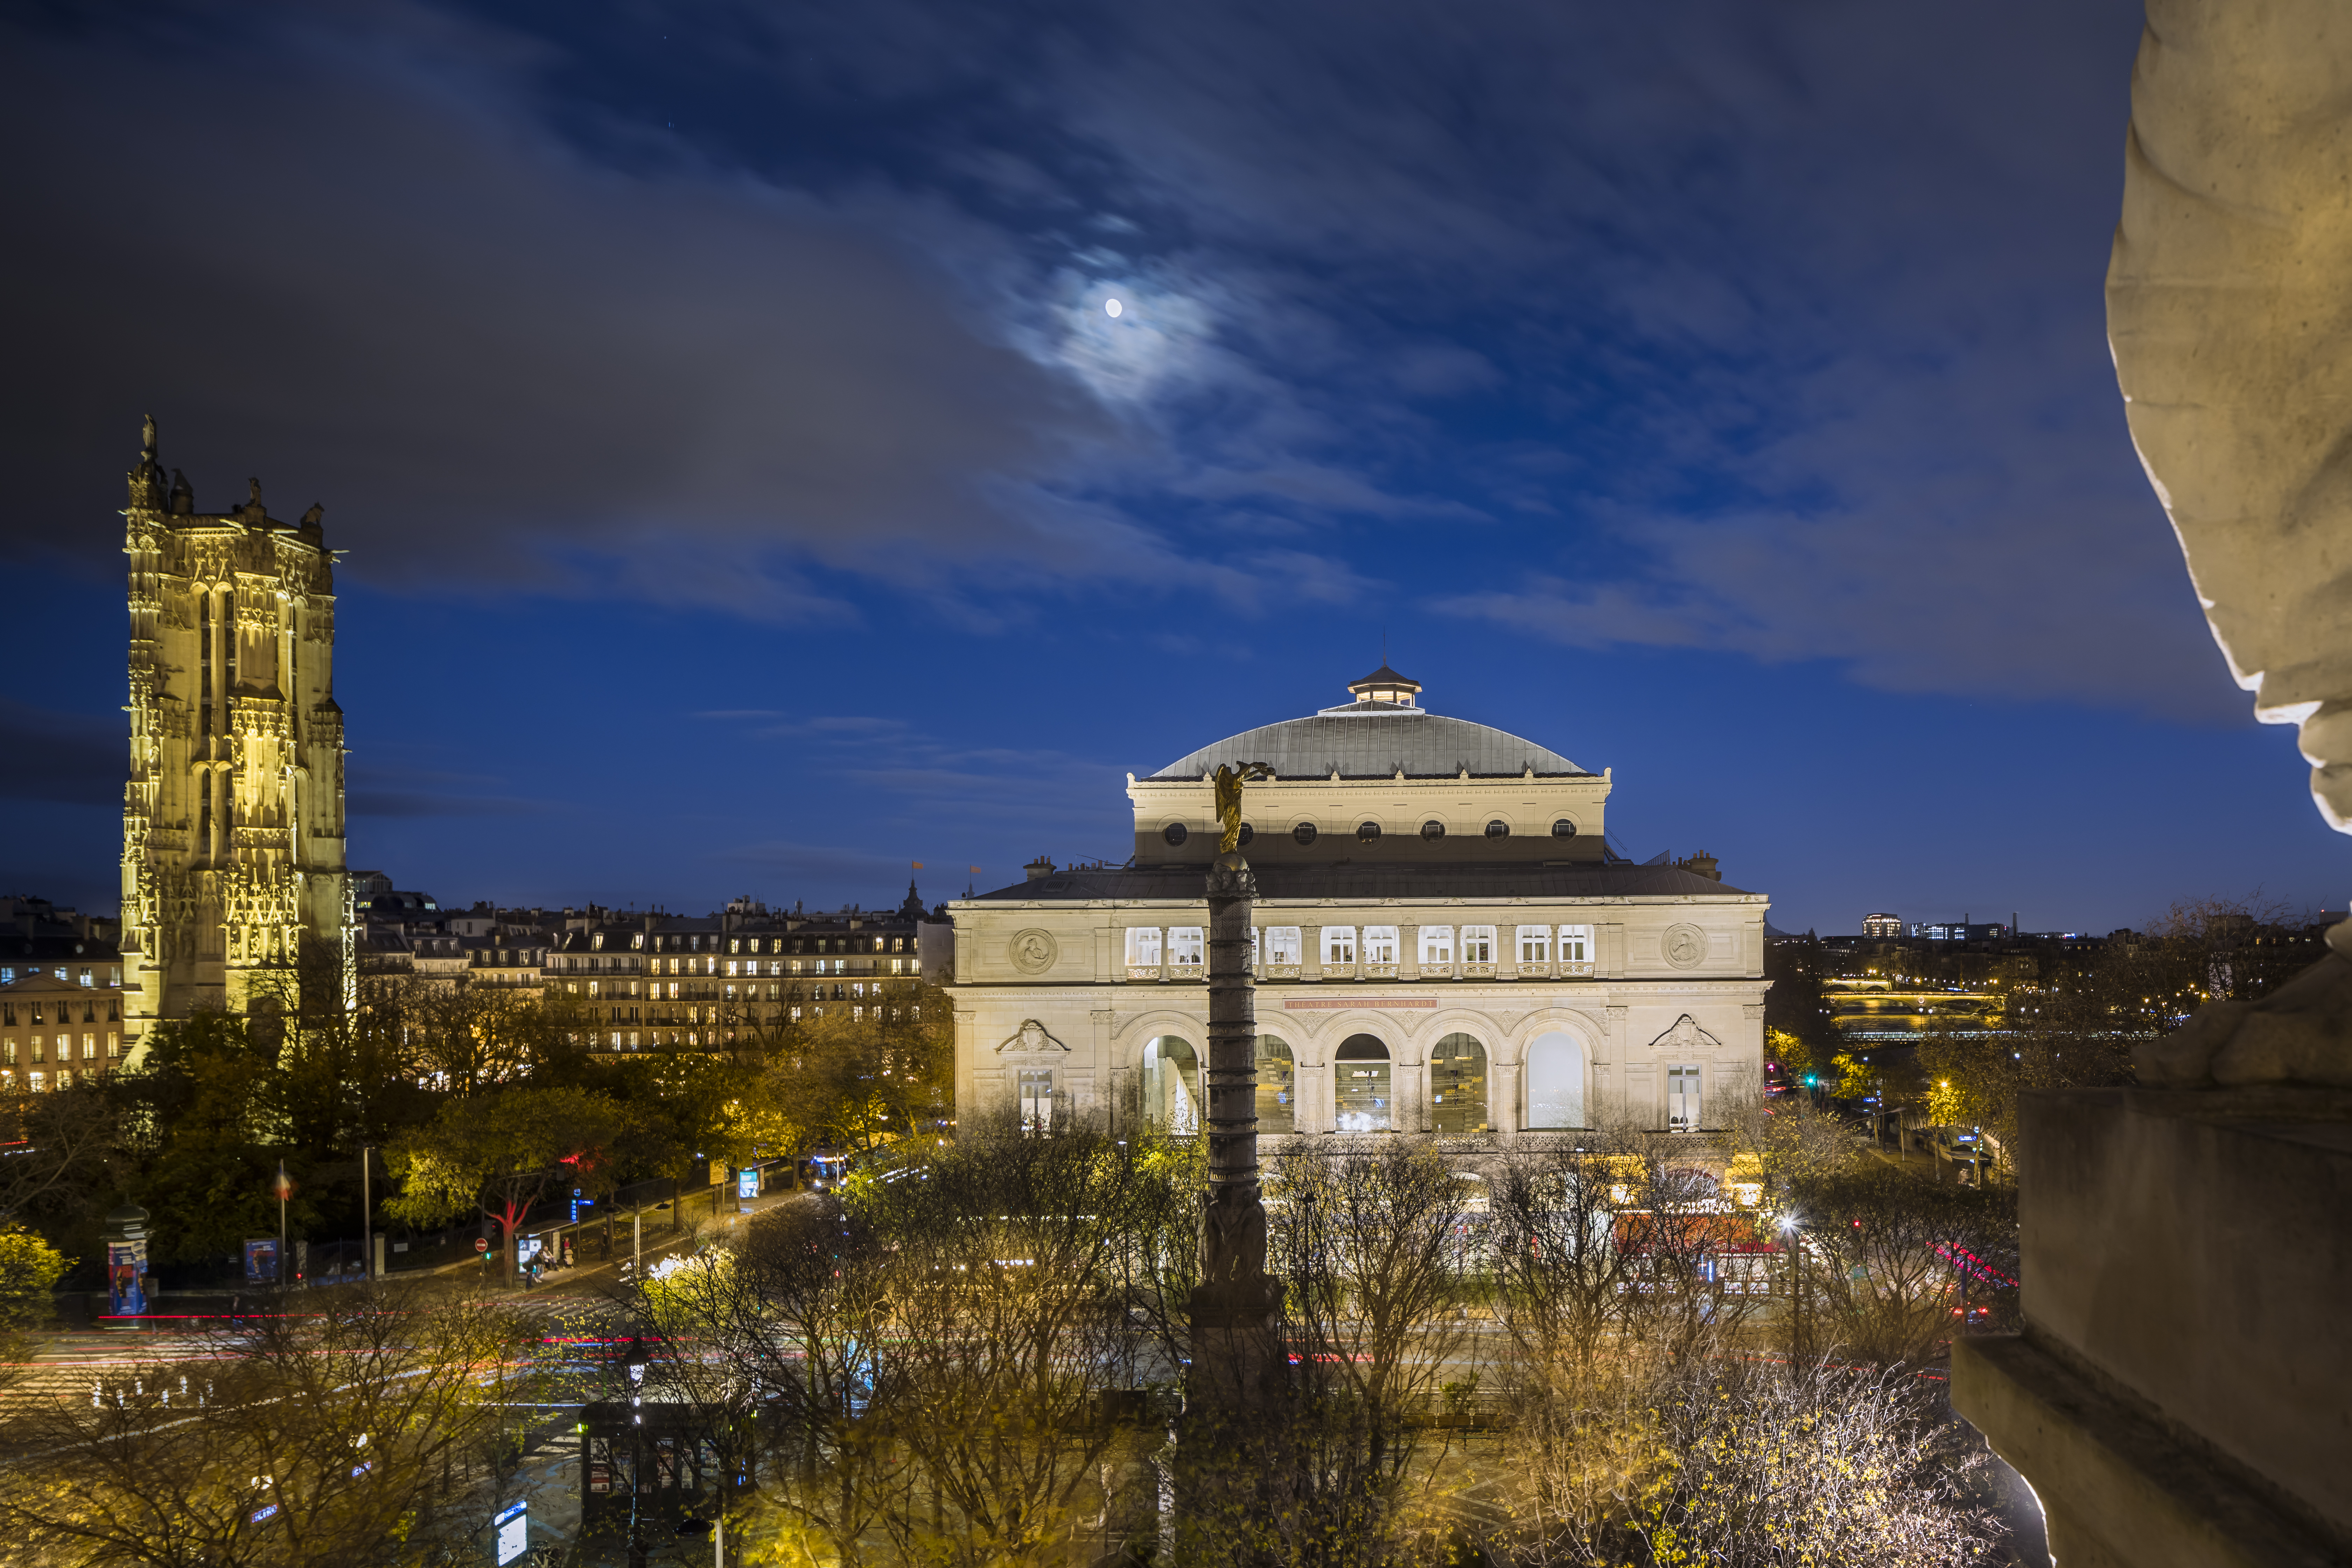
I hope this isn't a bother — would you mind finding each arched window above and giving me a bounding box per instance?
[1143,1037,1200,1135]
[1484,819,1511,839]
[1255,1035,1295,1134]
[1430,1033,1488,1136]
[1420,819,1445,840]
[1335,1034,1391,1132]
[1525,1030,1585,1129]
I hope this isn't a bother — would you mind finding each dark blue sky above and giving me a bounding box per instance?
[4,0,2343,933]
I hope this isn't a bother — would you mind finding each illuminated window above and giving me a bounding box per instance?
[1018,1068,1055,1134]
[1667,1064,1701,1130]
[1323,926,1357,967]
[1334,1035,1389,1131]
[1430,1033,1489,1135]
[1518,926,1550,965]
[1526,1032,1585,1127]
[1262,926,1302,966]
[1420,925,1454,965]
[1255,1036,1295,1133]
[1461,926,1495,963]
[1169,928,1204,967]
[1125,927,1163,967]
[1558,924,1593,964]
[1362,926,1398,964]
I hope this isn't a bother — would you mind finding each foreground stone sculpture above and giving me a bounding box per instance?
[1953,6,2352,1564]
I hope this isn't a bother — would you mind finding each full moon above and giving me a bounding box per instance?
[1105,298,1123,317]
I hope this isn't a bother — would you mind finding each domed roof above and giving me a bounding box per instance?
[1152,709,1587,780]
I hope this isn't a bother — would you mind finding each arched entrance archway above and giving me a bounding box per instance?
[1256,1035,1296,1134]
[1143,1036,1200,1134]
[1335,1034,1391,1131]
[1430,1033,1489,1135]
[1525,1030,1585,1128]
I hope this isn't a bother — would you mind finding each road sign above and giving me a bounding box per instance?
[494,1500,527,1565]
[474,1237,489,1254]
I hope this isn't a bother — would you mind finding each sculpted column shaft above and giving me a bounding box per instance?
[1189,766,1281,1412]
[1203,856,1261,1203]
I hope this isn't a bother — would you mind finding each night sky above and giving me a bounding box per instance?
[4,1,2343,934]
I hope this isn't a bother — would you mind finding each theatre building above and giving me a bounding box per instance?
[946,667,1769,1143]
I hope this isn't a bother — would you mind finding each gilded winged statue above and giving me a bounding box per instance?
[1211,762,1270,854]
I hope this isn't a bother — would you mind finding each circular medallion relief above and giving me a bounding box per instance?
[1661,923,1707,970]
[1008,929,1059,975]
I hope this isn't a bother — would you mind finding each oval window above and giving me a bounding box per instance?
[1357,821,1381,843]
[1420,819,1445,840]
[1163,822,1188,846]
[1484,819,1511,838]
[1551,818,1578,839]
[1293,821,1318,845]
[1237,822,1254,847]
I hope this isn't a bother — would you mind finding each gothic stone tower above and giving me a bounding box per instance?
[120,418,352,1060]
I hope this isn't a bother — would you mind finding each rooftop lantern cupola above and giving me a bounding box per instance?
[1346,663,1422,708]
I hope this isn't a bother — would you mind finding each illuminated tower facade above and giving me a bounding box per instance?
[120,418,352,1058]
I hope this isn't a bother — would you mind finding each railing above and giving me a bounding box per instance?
[1420,961,1452,978]
[1261,963,1302,980]
[1168,963,1204,981]
[1463,962,1497,978]
[1126,965,1162,982]
[1364,962,1399,979]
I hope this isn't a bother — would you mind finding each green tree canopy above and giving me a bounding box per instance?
[384,1085,631,1245]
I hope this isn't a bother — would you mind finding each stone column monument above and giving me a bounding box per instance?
[1188,763,1282,1409]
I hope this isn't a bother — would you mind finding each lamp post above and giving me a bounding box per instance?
[621,1333,649,1568]
[1780,1213,1807,1363]
[360,1146,373,1283]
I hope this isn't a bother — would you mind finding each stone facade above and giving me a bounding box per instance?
[948,669,1769,1142]
[118,420,352,1057]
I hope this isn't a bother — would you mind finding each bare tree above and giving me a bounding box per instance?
[0,1283,553,1567]
[1507,1356,2004,1567]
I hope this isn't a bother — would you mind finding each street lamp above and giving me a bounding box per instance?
[620,1334,649,1568]
[1779,1213,1807,1363]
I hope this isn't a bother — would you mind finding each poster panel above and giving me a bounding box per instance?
[107,1239,148,1316]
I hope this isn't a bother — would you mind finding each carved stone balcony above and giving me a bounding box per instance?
[1420,961,1452,979]
[1559,960,1596,979]
[1463,962,1497,979]
[1261,964,1302,980]
[1364,962,1399,980]
[1126,965,1162,982]
[1169,963,1204,981]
